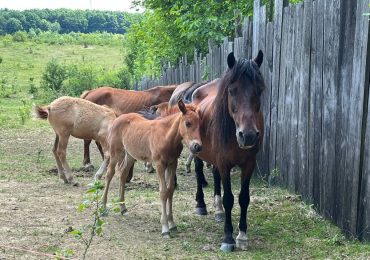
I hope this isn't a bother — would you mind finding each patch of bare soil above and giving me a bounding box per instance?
[0,128,224,259]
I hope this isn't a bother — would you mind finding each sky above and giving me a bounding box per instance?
[0,0,142,12]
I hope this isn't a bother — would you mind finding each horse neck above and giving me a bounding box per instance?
[161,114,182,146]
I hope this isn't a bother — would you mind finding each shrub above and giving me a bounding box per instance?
[12,31,28,42]
[41,58,68,94]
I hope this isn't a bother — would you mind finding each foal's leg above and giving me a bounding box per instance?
[118,154,136,214]
[95,141,104,160]
[145,162,155,173]
[236,159,255,250]
[212,166,224,222]
[52,134,67,183]
[101,151,123,209]
[185,154,193,174]
[157,162,170,238]
[220,167,235,252]
[165,160,177,231]
[125,163,134,183]
[95,141,109,180]
[57,134,74,184]
[194,156,207,215]
[83,139,93,169]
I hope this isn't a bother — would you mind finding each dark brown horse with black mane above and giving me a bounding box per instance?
[168,51,265,251]
[80,84,192,172]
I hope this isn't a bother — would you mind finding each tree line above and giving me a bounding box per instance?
[0,8,141,35]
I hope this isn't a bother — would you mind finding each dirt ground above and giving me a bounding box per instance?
[1,127,369,259]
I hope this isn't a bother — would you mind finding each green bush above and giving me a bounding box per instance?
[12,31,28,42]
[65,64,99,96]
[41,58,68,94]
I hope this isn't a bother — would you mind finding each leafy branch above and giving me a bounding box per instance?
[69,180,106,260]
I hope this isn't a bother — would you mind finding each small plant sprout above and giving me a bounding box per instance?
[69,180,107,260]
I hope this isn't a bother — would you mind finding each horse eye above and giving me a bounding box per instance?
[185,121,192,128]
[228,87,236,96]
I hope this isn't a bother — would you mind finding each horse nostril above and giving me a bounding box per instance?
[192,143,202,153]
[256,131,260,138]
[238,131,244,138]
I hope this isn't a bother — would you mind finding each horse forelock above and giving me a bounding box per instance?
[211,57,265,151]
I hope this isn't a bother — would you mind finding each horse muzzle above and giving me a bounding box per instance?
[236,129,260,150]
[190,141,202,154]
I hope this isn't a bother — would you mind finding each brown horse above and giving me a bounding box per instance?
[34,96,116,185]
[169,51,265,251]
[80,83,193,169]
[100,100,202,238]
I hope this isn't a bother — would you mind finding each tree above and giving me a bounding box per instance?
[5,18,23,33]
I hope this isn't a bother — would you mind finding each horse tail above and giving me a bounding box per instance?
[33,105,49,120]
[80,90,91,99]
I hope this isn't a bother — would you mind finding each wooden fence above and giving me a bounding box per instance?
[135,0,370,240]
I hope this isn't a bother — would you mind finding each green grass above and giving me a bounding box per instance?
[0,38,124,95]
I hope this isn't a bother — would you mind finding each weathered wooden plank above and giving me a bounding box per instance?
[269,0,285,180]
[284,5,294,190]
[276,5,289,186]
[291,2,303,194]
[298,0,312,201]
[252,0,261,57]
[352,0,370,239]
[321,0,340,220]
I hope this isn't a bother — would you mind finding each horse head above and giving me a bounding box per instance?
[177,100,203,154]
[214,50,266,150]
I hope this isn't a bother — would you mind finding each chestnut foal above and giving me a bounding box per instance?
[100,100,202,238]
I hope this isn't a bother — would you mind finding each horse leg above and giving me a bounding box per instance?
[212,166,224,222]
[83,139,94,170]
[118,153,135,214]
[157,162,170,238]
[185,154,193,174]
[52,134,67,183]
[145,162,155,173]
[194,156,207,215]
[166,160,177,231]
[95,141,109,180]
[220,168,235,252]
[236,159,255,250]
[57,134,74,184]
[101,153,119,210]
[95,141,104,160]
[125,163,134,183]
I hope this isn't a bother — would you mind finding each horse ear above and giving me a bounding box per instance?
[177,99,187,114]
[254,50,263,68]
[227,52,236,69]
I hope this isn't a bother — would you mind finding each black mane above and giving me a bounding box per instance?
[212,57,265,151]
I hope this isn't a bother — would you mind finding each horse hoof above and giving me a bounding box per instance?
[162,232,170,239]
[215,213,224,222]
[83,164,94,172]
[195,207,208,216]
[236,239,248,250]
[120,205,127,215]
[220,243,235,252]
[169,226,177,232]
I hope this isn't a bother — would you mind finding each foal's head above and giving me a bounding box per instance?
[177,100,202,154]
[214,50,265,150]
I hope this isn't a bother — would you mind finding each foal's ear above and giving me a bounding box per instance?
[227,52,236,69]
[178,99,187,114]
[254,50,263,68]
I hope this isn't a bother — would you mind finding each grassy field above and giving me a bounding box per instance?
[0,40,370,259]
[0,38,124,97]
